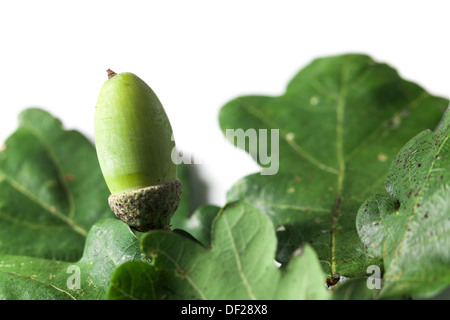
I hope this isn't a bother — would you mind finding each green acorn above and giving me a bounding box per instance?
[95,69,182,232]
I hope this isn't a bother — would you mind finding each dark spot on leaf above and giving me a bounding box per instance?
[403,152,411,168]
[417,163,421,167]
[175,267,187,278]
[65,173,74,182]
[326,276,340,287]
[391,199,400,211]
[424,211,429,219]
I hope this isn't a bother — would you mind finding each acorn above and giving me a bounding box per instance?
[94,69,182,232]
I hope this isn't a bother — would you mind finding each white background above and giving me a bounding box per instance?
[1,1,449,207]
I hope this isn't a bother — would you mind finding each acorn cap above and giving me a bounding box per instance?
[108,179,182,232]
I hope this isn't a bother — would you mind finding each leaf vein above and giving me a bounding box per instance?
[222,214,257,300]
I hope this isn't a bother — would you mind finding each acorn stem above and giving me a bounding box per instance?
[107,69,117,79]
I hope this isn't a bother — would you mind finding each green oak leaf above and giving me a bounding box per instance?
[0,108,112,261]
[170,162,218,247]
[108,201,330,300]
[416,286,450,300]
[356,110,450,299]
[219,54,449,279]
[332,278,379,300]
[172,204,220,248]
[0,219,141,300]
